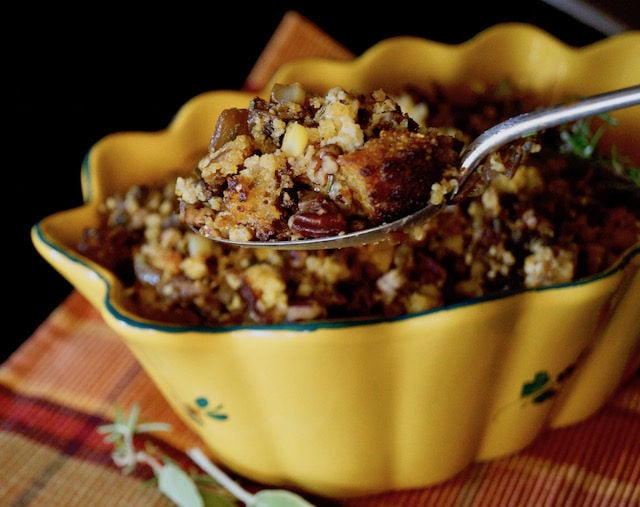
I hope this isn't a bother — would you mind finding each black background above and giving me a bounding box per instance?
[8,1,638,362]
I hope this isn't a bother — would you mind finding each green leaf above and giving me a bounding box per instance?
[96,423,118,434]
[532,389,557,404]
[627,167,640,186]
[521,371,550,398]
[136,422,172,434]
[126,403,141,430]
[199,489,238,507]
[250,489,315,506]
[157,462,205,507]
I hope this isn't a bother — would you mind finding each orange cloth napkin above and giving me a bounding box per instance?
[3,11,639,506]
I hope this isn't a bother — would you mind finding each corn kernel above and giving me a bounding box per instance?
[281,122,308,157]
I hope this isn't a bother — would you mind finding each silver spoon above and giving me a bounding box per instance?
[211,84,640,250]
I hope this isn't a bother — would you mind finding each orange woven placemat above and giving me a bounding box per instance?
[3,12,639,506]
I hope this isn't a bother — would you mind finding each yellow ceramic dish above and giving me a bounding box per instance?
[32,24,640,498]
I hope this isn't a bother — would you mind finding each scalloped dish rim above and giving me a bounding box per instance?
[32,24,640,334]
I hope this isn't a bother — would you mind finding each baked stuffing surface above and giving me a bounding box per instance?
[78,81,640,326]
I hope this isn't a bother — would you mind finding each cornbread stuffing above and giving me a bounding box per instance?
[78,81,640,326]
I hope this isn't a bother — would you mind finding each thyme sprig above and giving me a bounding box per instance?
[98,404,315,507]
[557,114,640,186]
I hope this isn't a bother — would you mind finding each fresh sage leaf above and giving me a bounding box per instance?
[101,404,318,507]
[250,489,316,506]
[200,489,238,507]
[157,462,204,507]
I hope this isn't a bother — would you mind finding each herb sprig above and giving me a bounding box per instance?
[557,114,640,186]
[98,404,315,507]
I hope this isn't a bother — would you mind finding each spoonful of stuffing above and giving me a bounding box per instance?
[175,83,640,250]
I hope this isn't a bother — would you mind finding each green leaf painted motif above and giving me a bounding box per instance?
[521,371,557,405]
[494,364,577,421]
[532,389,557,404]
[187,398,229,424]
[521,371,550,398]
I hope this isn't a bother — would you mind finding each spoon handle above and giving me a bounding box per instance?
[458,84,640,186]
